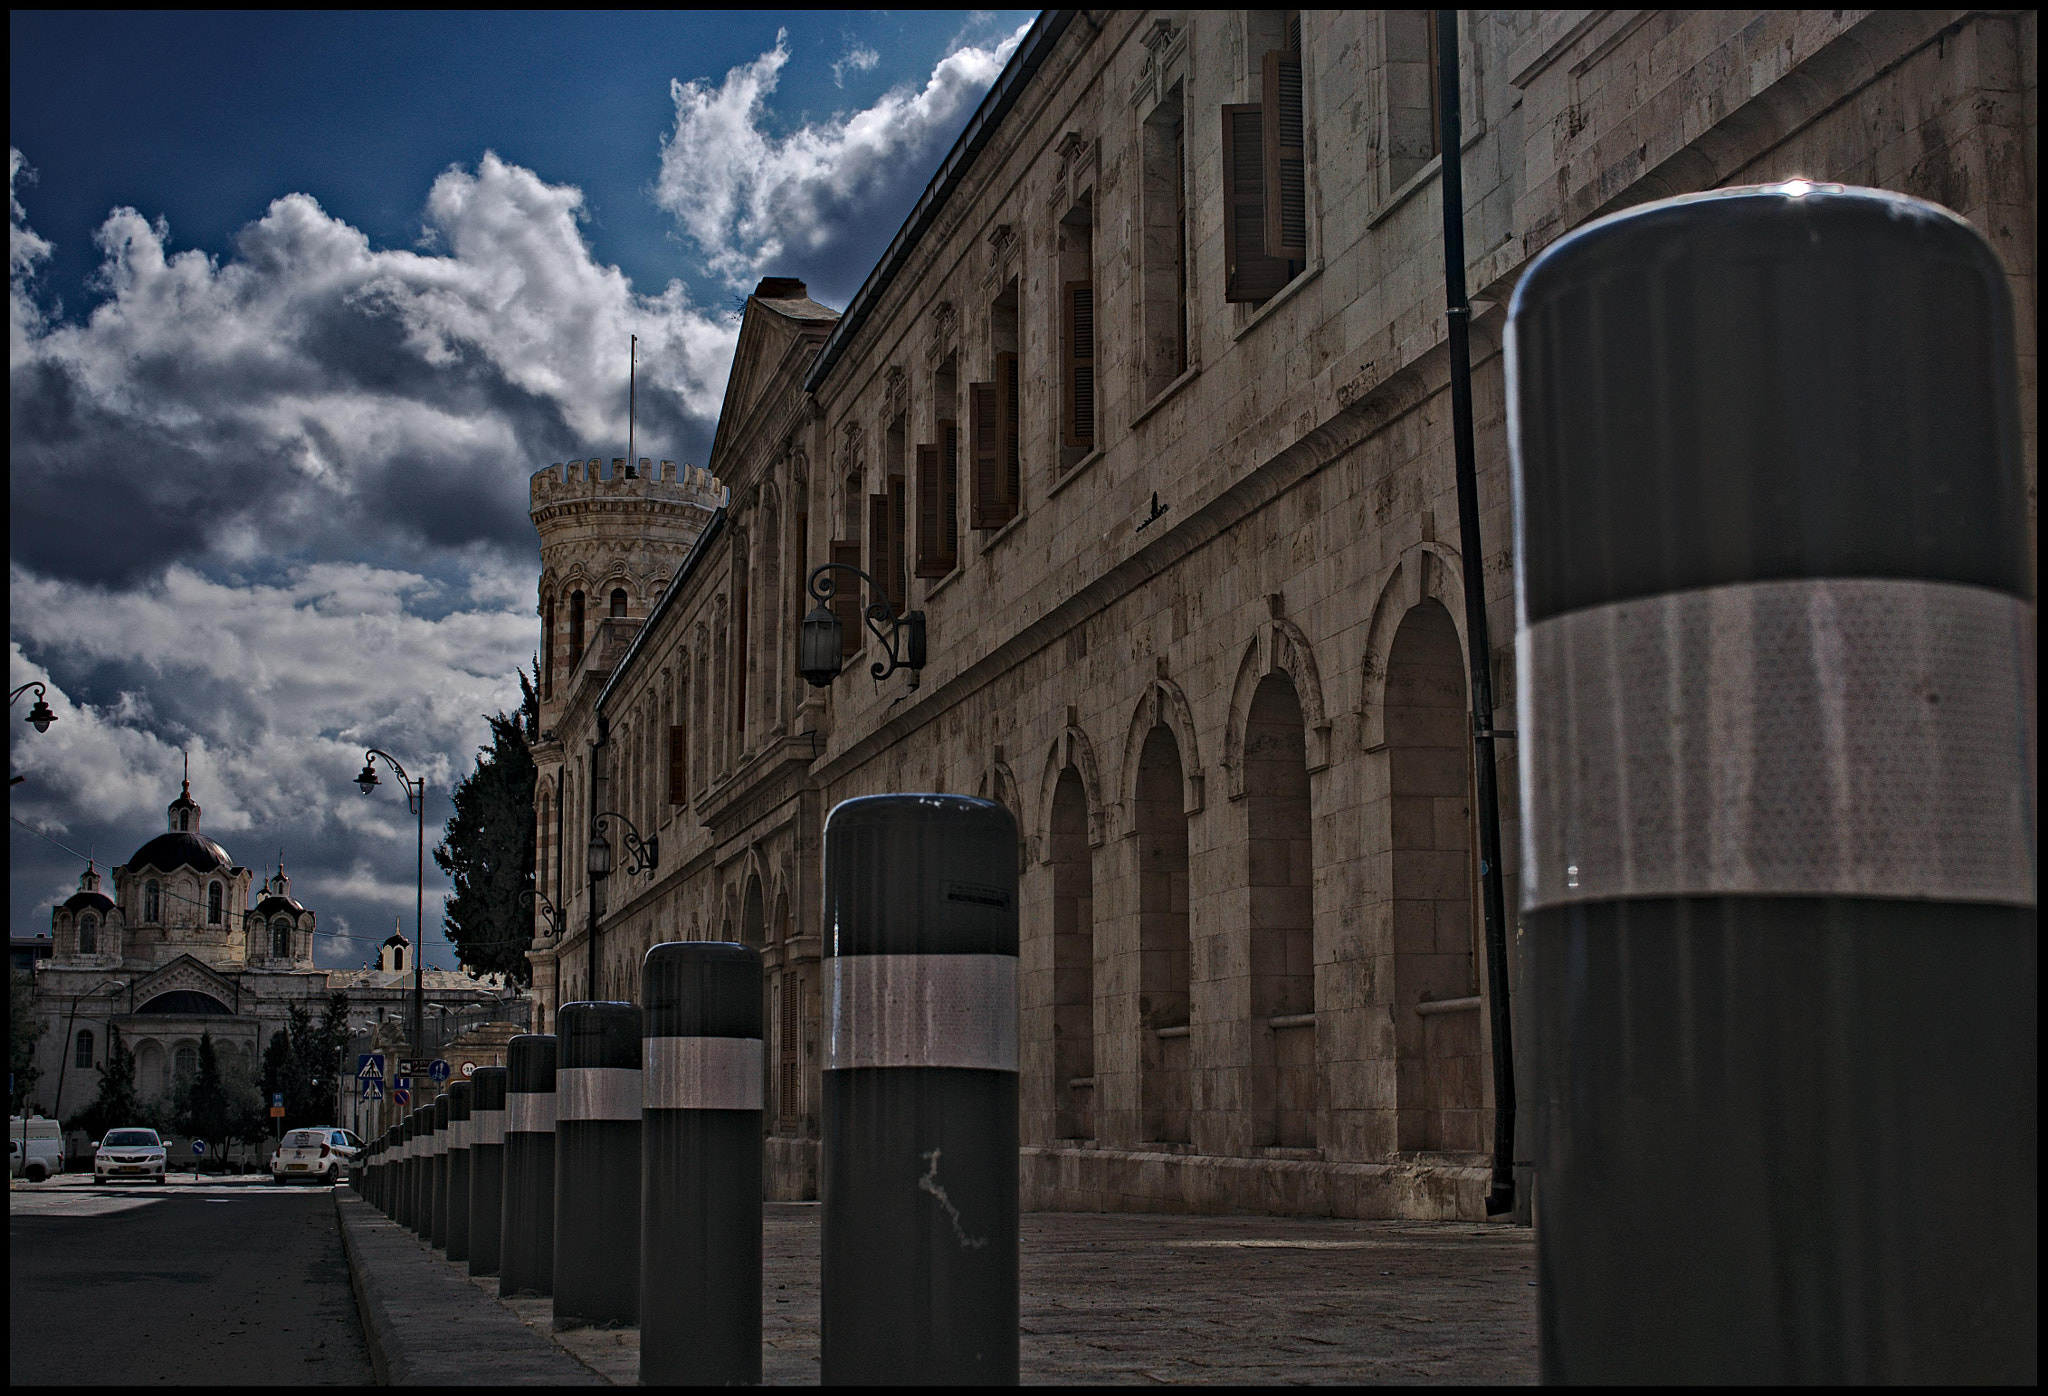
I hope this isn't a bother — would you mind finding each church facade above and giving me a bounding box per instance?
[27,780,525,1131]
[524,9,2037,1218]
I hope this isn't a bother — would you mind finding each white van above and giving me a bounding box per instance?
[8,1116,65,1182]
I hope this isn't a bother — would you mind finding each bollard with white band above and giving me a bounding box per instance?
[429,1093,451,1251]
[468,1066,508,1278]
[639,942,764,1385]
[395,1113,415,1228]
[821,794,1020,1385]
[553,1002,643,1328]
[445,1080,474,1264]
[404,1107,425,1234]
[501,1034,558,1298]
[1509,183,2036,1384]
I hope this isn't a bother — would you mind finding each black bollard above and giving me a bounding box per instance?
[501,1035,558,1298]
[386,1124,400,1215]
[430,1093,452,1250]
[821,795,1020,1385]
[640,943,764,1386]
[469,1066,508,1277]
[446,1080,473,1264]
[397,1110,418,1231]
[554,1002,643,1328]
[1509,183,2037,1384]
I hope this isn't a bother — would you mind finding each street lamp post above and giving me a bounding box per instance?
[355,749,427,1060]
[584,810,657,1001]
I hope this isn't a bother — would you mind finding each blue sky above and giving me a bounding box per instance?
[8,10,1036,971]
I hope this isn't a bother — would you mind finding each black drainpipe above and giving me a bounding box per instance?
[1436,10,1518,1218]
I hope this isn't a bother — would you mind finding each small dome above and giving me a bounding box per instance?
[128,830,232,875]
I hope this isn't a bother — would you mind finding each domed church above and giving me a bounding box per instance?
[26,777,525,1132]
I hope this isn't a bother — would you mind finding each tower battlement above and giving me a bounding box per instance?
[530,457,727,512]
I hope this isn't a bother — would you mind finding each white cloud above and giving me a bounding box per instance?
[831,41,881,88]
[655,21,1030,288]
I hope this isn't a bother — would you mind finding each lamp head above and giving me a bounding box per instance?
[799,604,844,688]
[587,826,613,878]
[355,761,380,794]
[27,697,56,733]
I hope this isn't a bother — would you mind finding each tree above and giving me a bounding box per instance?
[10,968,40,1115]
[261,994,352,1130]
[65,1023,138,1141]
[218,1048,269,1147]
[434,664,539,986]
[178,1033,234,1153]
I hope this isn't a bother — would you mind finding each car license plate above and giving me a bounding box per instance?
[119,1166,141,1173]
[289,1163,308,1170]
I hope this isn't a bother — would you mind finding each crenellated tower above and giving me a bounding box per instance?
[530,455,725,731]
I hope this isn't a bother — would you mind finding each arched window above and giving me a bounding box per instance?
[174,1044,198,1080]
[569,591,586,666]
[208,882,223,924]
[272,917,292,959]
[543,593,557,698]
[75,1029,94,1068]
[78,913,98,955]
[610,587,628,618]
[143,880,161,922]
[392,945,405,972]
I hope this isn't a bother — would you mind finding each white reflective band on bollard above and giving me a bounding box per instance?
[450,1118,470,1150]
[1520,578,2038,911]
[506,1091,557,1133]
[826,953,1019,1072]
[471,1108,506,1147]
[557,1066,644,1121]
[644,1037,765,1111]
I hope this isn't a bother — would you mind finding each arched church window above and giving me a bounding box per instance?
[78,913,98,955]
[569,591,586,666]
[75,1029,94,1068]
[610,588,628,618]
[208,882,223,924]
[393,946,405,972]
[174,1044,197,1080]
[178,808,190,831]
[144,881,161,922]
[272,917,292,959]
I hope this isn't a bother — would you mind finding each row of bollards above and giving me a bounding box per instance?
[351,794,1020,1385]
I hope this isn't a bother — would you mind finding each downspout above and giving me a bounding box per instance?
[1435,10,1518,1218]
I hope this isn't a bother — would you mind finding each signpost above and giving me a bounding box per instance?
[393,1078,411,1107]
[192,1138,206,1180]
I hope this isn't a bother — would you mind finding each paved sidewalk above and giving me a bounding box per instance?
[336,1191,1536,1384]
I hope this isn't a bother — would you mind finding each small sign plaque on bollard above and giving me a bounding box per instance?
[820,794,1020,1385]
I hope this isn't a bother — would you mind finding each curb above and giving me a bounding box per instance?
[334,1189,604,1385]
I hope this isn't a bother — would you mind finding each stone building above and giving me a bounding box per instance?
[525,9,2037,1218]
[29,780,528,1130]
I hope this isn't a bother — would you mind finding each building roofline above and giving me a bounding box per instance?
[802,9,1078,396]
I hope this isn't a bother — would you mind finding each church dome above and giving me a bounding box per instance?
[61,859,116,913]
[127,829,232,874]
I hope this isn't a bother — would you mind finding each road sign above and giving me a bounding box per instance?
[270,1106,285,1117]
[360,1078,385,1101]
[393,1079,411,1106]
[357,1053,386,1081]
[272,1093,284,1108]
[428,1059,452,1083]
[192,1139,206,1155]
[460,1061,477,1079]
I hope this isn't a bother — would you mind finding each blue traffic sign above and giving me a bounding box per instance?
[272,1093,284,1108]
[192,1139,206,1155]
[393,1079,411,1106]
[360,1077,385,1101]
[427,1059,452,1083]
[357,1053,386,1081]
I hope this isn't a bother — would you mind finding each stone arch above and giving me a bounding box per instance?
[1134,721,1193,1144]
[1036,723,1107,860]
[1224,614,1332,799]
[1242,669,1319,1148]
[1384,597,1484,1154]
[134,1039,167,1099]
[1117,677,1205,820]
[1047,763,1096,1141]
[975,755,1031,868]
[1361,544,1467,751]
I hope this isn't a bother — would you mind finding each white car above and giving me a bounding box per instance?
[270,1127,362,1185]
[94,1127,167,1183]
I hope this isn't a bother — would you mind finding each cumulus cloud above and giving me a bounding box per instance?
[655,21,1029,294]
[10,148,737,590]
[831,42,881,88]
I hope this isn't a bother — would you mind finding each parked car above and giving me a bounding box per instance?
[94,1128,167,1183]
[9,1116,65,1182]
[270,1127,362,1185]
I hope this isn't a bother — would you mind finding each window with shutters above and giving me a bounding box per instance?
[667,724,686,804]
[829,540,862,653]
[1055,197,1095,470]
[972,281,1022,530]
[1226,10,1310,306]
[1140,83,1191,397]
[917,355,961,577]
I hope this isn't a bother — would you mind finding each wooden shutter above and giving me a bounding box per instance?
[1062,283,1095,448]
[830,540,861,654]
[667,726,686,804]
[1223,105,1291,303]
[1261,51,1307,259]
[937,421,961,568]
[888,474,907,611]
[868,492,891,609]
[969,380,1000,528]
[914,445,947,577]
[997,351,1020,518]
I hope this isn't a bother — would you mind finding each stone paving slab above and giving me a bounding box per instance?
[334,1191,604,1385]
[338,1192,1536,1385]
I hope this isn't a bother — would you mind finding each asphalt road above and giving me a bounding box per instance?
[9,1178,371,1385]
